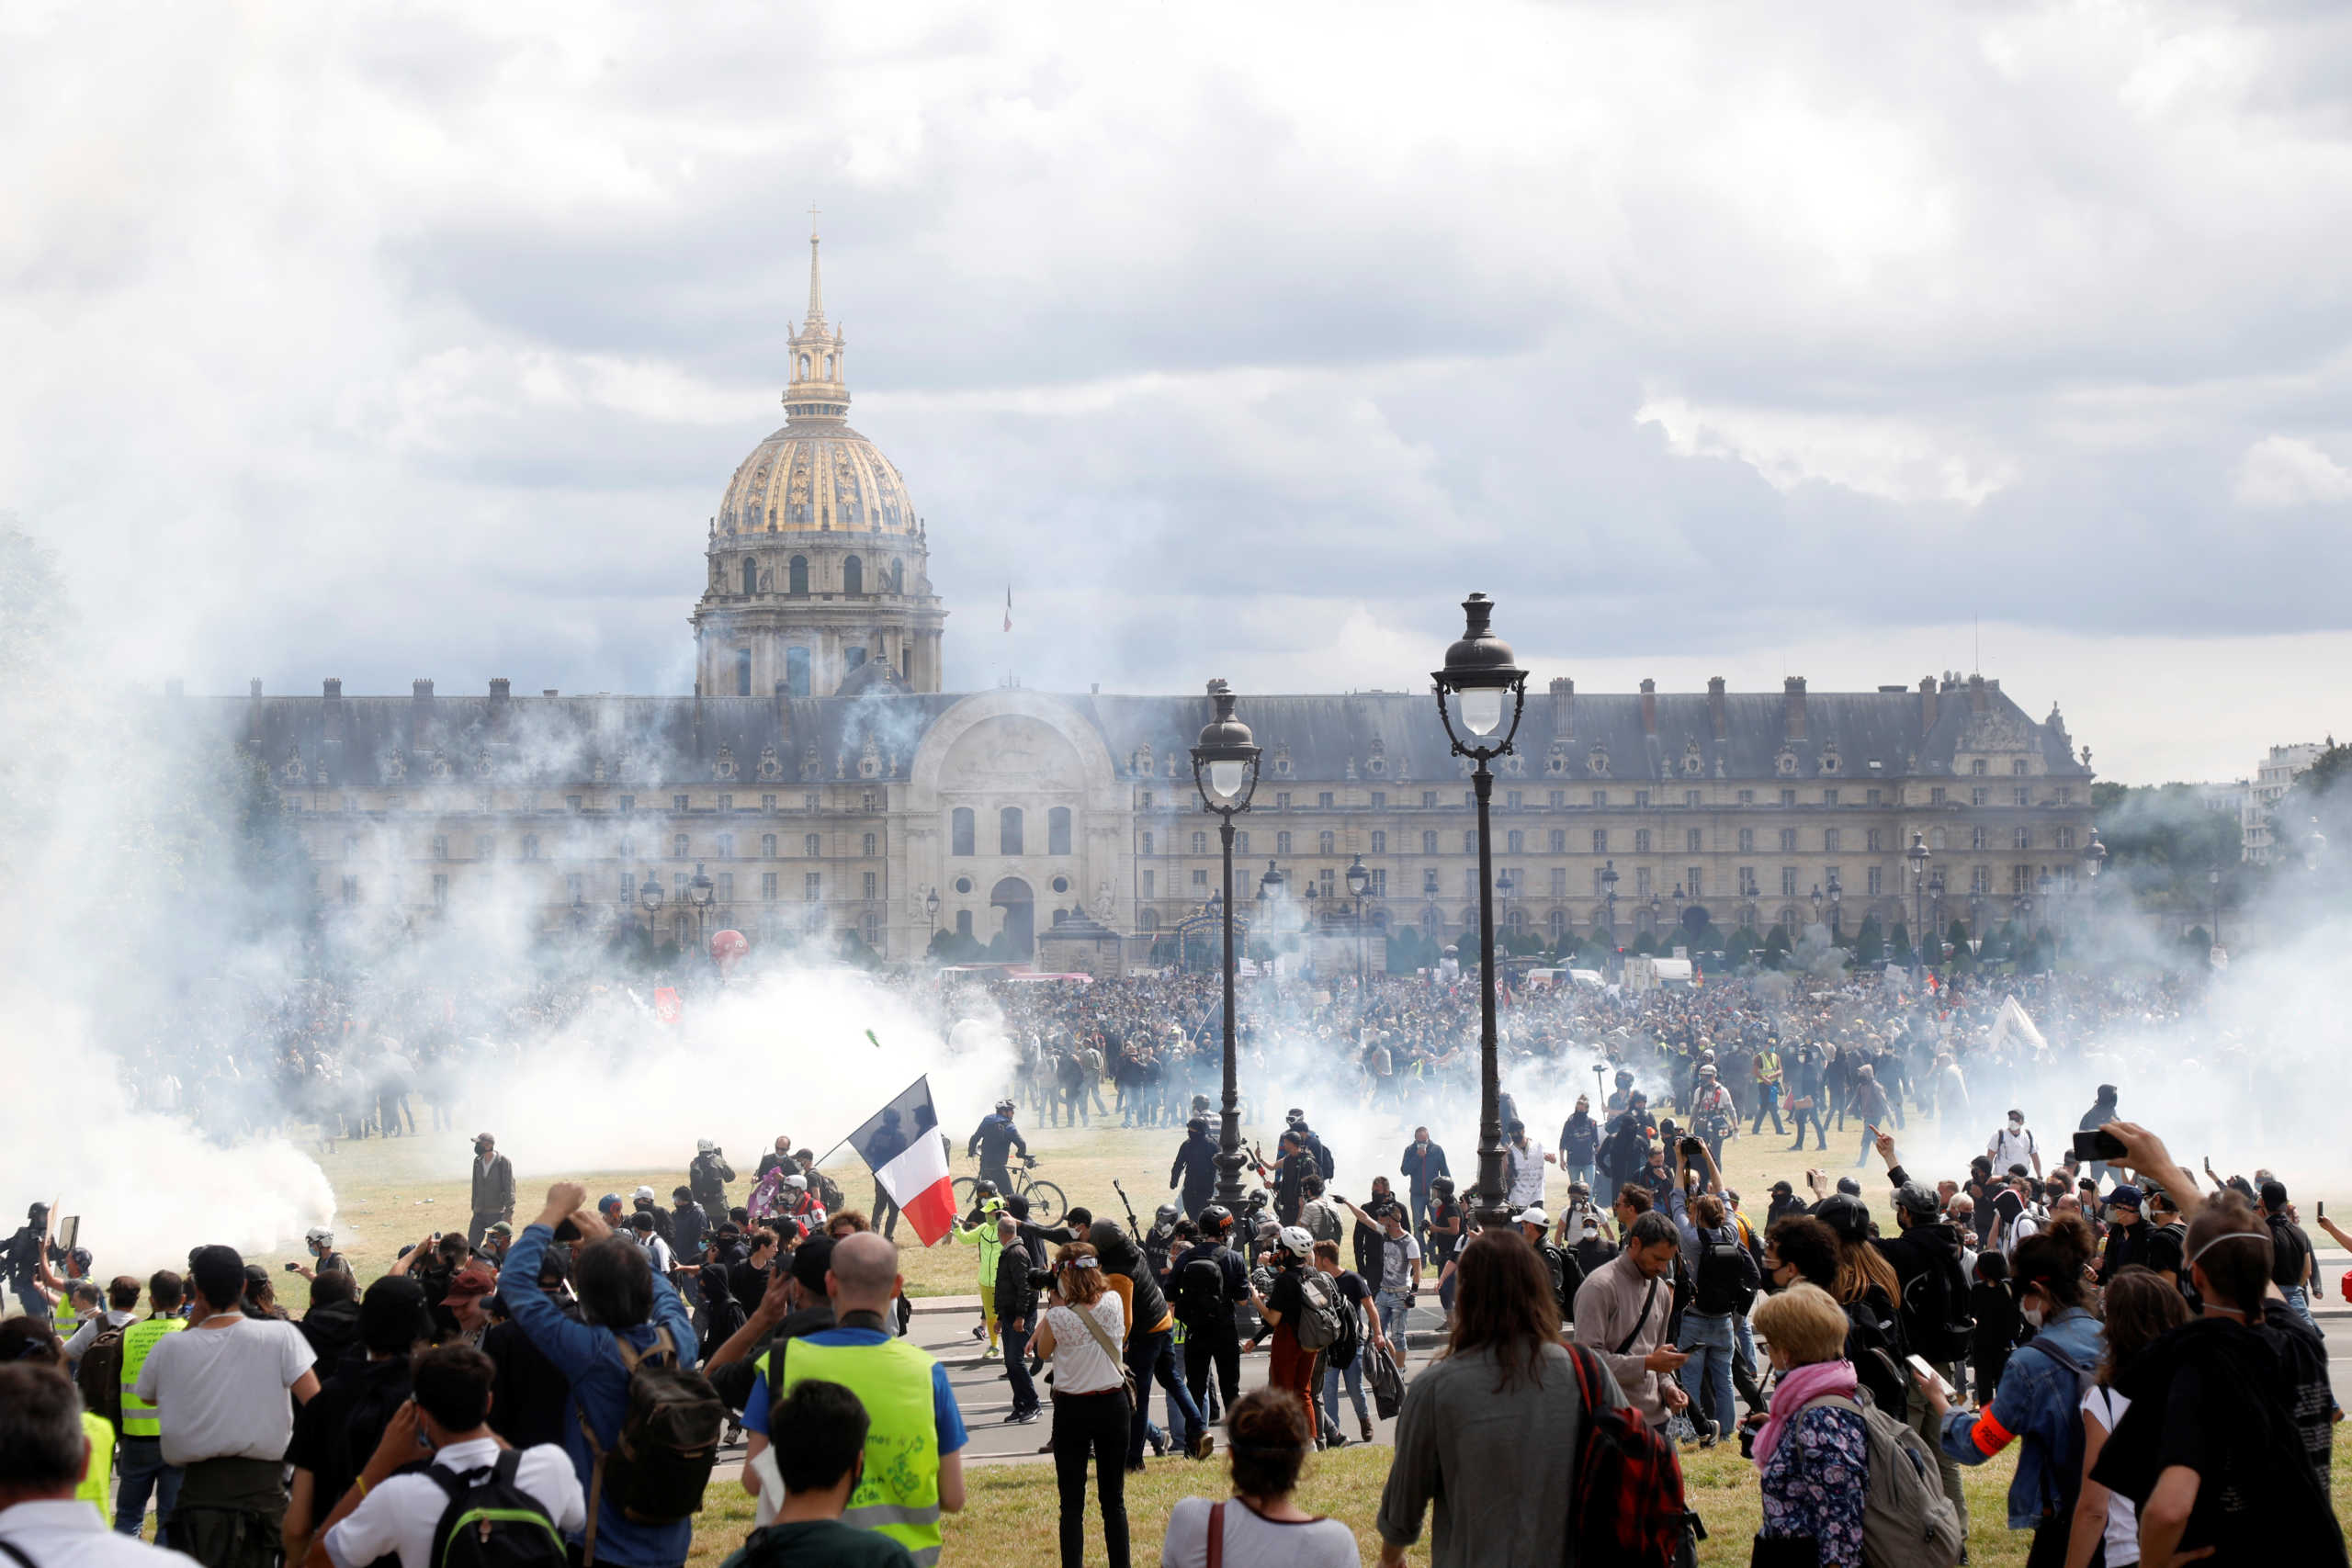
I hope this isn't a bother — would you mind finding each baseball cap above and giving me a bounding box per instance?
[632,1186,655,1203]
[1515,1207,1549,1228]
[488,1221,513,1237]
[2260,1179,2289,1209]
[2107,1185,2143,1210]
[1893,1183,1940,1219]
[1770,1180,1793,1197]
[1815,1192,1872,1242]
[443,1262,498,1306]
[789,1235,836,1294]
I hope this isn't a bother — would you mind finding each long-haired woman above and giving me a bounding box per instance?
[1034,1240,1130,1568]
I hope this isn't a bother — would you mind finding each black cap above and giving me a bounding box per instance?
[360,1276,434,1354]
[789,1235,835,1294]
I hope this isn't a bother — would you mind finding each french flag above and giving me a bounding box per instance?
[847,1076,958,1246]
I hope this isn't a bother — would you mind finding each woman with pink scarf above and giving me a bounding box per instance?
[1746,1282,1869,1567]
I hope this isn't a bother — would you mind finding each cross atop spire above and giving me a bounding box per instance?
[805,205,824,326]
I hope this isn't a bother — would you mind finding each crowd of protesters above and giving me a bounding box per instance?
[5,955,2346,1568]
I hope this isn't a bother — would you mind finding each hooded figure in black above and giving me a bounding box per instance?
[1169,1117,1219,1218]
[1090,1219,1208,1464]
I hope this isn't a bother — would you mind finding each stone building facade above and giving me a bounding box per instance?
[224,245,2100,964]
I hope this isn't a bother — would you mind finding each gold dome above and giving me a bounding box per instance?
[717,228,917,537]
[718,423,916,536]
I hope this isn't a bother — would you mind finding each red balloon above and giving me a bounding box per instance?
[709,929,750,967]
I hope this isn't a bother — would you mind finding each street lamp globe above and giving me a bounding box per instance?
[1431,593,1528,750]
[689,863,715,908]
[1257,861,1284,905]
[1190,678,1261,809]
[1346,854,1371,900]
[925,887,941,919]
[639,874,664,915]
[2080,830,2108,883]
[1907,830,1930,877]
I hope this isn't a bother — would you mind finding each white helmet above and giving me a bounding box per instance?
[697,1138,717,1154]
[1276,1225,1315,1258]
[305,1226,334,1247]
[632,1185,655,1203]
[782,1174,808,1191]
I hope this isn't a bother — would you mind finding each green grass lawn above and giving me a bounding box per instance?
[684,1427,2352,1568]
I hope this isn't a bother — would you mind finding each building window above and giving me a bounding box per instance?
[1929,786,1947,806]
[951,808,974,856]
[1687,828,1702,853]
[618,795,634,814]
[1275,793,1290,809]
[1276,831,1292,855]
[762,833,777,857]
[474,835,493,860]
[1971,864,1991,894]
[861,832,876,858]
[1737,829,1755,852]
[1192,869,1209,887]
[1591,829,1607,854]
[431,874,448,908]
[802,832,820,858]
[716,833,734,860]
[1929,827,1947,850]
[1682,790,1699,807]
[1781,866,1798,897]
[788,555,808,594]
[1424,792,1440,808]
[1049,807,1072,856]
[1824,828,1840,852]
[843,555,864,595]
[1867,788,1883,807]
[735,649,752,695]
[1687,868,1702,898]
[804,873,820,902]
[1591,790,1608,807]
[1319,829,1337,854]
[2015,787,2030,807]
[1370,791,1385,808]
[1778,828,1796,852]
[784,647,810,696]
[999,807,1023,855]
[1506,829,1523,854]
[1422,831,1439,854]
[1423,870,1439,894]
[1972,759,1989,776]
[431,835,448,861]
[1867,866,1883,896]
[1141,830,1155,856]
[1550,866,1567,896]
[1972,826,1989,851]
[341,875,359,904]
[1866,828,1883,852]
[1635,866,1652,896]
[1823,788,1838,807]
[2015,826,2030,850]
[1141,870,1155,898]
[1739,867,1758,897]
[762,872,778,900]
[1465,831,1480,853]
[1508,790,1523,809]
[1736,789,1755,806]
[1318,792,1335,808]
[1192,830,1208,855]
[2055,787,2073,806]
[522,834,540,860]
[718,872,734,902]
[1370,869,1386,896]
[1547,829,1565,853]
[1236,831,1249,854]
[1971,788,1989,807]
[1634,829,1650,853]
[1371,830,1386,853]
[863,871,877,899]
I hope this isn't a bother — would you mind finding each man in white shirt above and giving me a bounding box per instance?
[1987,1110,2041,1179]
[0,1363,198,1568]
[133,1247,319,1568]
[1506,1121,1548,1211]
[628,1213,675,1278]
[308,1344,582,1568]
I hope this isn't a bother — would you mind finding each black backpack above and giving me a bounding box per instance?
[1172,1253,1227,1327]
[577,1327,724,1565]
[74,1323,127,1432]
[427,1450,567,1568]
[1692,1226,1758,1316]
[1325,1282,1363,1371]
[1900,1244,1976,1362]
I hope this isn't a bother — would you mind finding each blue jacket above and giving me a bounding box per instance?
[503,1224,700,1568]
[1940,1304,2103,1529]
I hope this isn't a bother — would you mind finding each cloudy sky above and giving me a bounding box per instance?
[7,0,2352,784]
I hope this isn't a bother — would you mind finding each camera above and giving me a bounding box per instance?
[1026,1268,1055,1292]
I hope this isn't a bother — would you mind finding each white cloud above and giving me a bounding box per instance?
[2233,434,2352,508]
[1634,395,2018,505]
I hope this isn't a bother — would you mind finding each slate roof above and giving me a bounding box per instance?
[217,677,2083,789]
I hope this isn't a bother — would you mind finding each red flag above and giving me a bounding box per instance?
[653,987,683,1024]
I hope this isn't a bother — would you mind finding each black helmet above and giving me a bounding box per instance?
[1614,1068,1634,1087]
[1199,1204,1233,1235]
[1815,1192,1872,1242]
[1186,1116,1208,1134]
[1430,1177,1455,1197]
[973,1179,999,1197]
[1154,1203,1180,1227]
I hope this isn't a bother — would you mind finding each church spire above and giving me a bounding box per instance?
[805,209,825,327]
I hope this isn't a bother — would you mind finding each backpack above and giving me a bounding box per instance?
[1842,1299,1912,1416]
[808,1168,844,1213]
[1172,1254,1228,1327]
[1365,1338,1405,1420]
[1692,1226,1758,1316]
[1325,1283,1363,1371]
[576,1327,725,1565]
[1797,1391,1963,1568]
[1898,1244,1976,1363]
[1289,1269,1344,1352]
[427,1449,568,1568]
[74,1322,127,1432]
[1565,1344,1703,1568]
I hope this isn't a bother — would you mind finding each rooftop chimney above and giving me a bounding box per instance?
[1549,676,1574,737]
[490,677,511,703]
[1640,678,1657,737]
[1969,673,1988,714]
[322,678,342,702]
[1708,676,1727,740]
[1919,675,1938,732]
[413,679,434,701]
[248,678,262,698]
[1783,676,1807,741]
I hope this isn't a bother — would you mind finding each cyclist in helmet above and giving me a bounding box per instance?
[967,1099,1029,1197]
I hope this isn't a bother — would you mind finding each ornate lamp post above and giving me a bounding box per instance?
[1600,860,1621,979]
[1826,868,1842,942]
[639,870,664,939]
[689,862,716,952]
[1430,592,1529,1232]
[925,886,941,946]
[1906,831,1930,980]
[1809,884,1824,933]
[1928,869,1946,964]
[1346,853,1373,980]
[2080,829,2108,952]
[1190,678,1261,1213]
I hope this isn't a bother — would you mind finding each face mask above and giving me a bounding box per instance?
[2020,1304,2044,1328]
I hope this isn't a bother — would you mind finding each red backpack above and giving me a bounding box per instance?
[1565,1345,1703,1568]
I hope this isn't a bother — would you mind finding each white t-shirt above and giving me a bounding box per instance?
[1160,1497,1357,1568]
[0,1498,196,1568]
[1374,1232,1421,1293]
[1043,1293,1126,1394]
[1990,1124,2037,1173]
[2082,1387,2138,1564]
[134,1315,315,1467]
[1507,1143,1547,1205]
[323,1438,584,1568]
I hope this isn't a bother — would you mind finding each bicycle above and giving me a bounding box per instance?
[955,1156,1066,1225]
